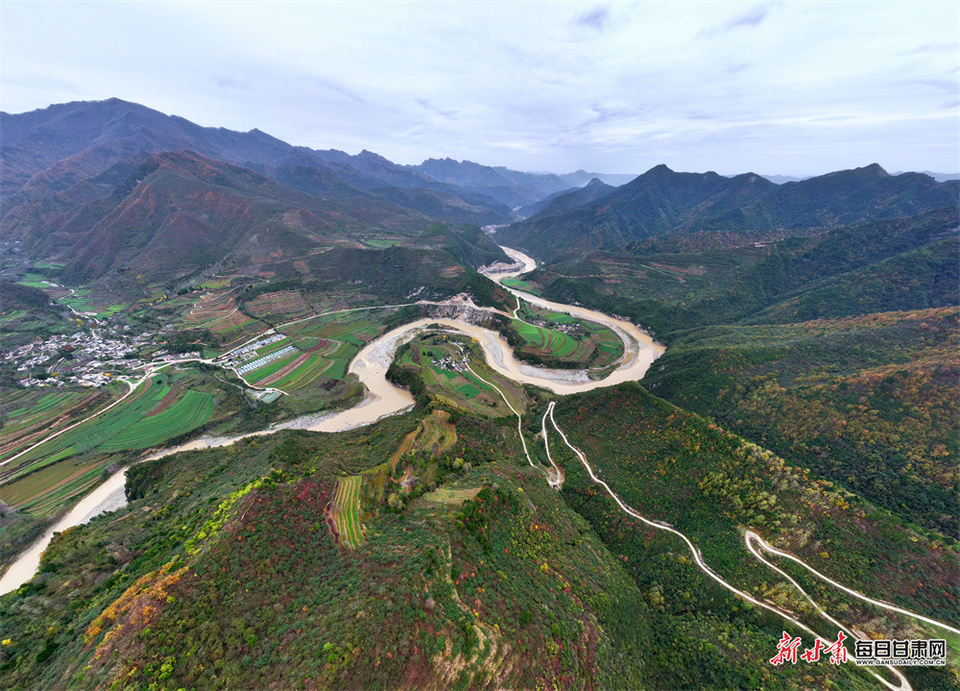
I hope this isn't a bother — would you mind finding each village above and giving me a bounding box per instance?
[3,322,157,388]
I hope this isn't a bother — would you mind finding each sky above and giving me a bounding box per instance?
[2,1,958,177]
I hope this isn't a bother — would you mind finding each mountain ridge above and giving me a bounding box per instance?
[496,163,959,259]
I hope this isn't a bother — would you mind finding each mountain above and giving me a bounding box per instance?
[505,206,960,534]
[412,158,631,210]
[760,174,804,184]
[516,177,615,221]
[256,164,513,226]
[0,99,303,200]
[498,163,959,260]
[498,165,775,258]
[896,170,960,183]
[4,150,436,291]
[0,99,516,224]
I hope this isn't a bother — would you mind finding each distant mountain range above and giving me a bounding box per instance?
[412,157,634,209]
[497,163,959,260]
[2,98,957,284]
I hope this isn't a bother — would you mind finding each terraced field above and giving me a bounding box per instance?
[0,389,116,465]
[509,302,624,368]
[331,475,364,548]
[244,290,314,320]
[0,374,214,491]
[182,290,264,344]
[511,319,579,357]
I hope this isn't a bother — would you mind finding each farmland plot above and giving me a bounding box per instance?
[1,374,214,490]
[331,475,364,548]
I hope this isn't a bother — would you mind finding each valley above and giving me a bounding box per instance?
[0,99,957,690]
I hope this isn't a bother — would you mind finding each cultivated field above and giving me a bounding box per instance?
[0,374,215,512]
[510,302,623,368]
[331,475,364,548]
[395,334,529,418]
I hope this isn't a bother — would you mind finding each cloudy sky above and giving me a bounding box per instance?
[2,1,957,176]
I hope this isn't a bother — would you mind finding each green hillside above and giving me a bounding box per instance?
[498,164,958,261]
[3,384,955,689]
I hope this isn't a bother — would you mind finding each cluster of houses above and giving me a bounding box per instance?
[532,318,581,335]
[217,333,285,367]
[432,351,470,373]
[5,326,152,388]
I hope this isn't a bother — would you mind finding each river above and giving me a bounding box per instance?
[0,247,663,596]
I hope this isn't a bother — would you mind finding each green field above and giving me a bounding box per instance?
[15,273,52,289]
[363,238,402,248]
[1,374,215,491]
[507,301,624,368]
[501,277,543,295]
[332,475,364,548]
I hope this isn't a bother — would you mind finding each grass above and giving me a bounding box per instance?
[422,486,482,505]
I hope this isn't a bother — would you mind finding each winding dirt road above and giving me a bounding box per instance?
[541,401,958,691]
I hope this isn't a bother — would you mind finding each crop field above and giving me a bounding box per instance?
[397,336,528,418]
[14,273,51,288]
[331,475,364,548]
[239,309,401,390]
[97,389,215,451]
[501,277,543,295]
[307,316,382,347]
[509,302,624,368]
[183,290,264,344]
[0,389,116,465]
[235,333,353,392]
[0,455,108,516]
[56,292,124,317]
[512,319,578,357]
[363,237,403,248]
[0,309,27,323]
[0,374,215,491]
[245,290,314,320]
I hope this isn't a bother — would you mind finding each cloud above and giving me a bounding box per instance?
[312,77,368,106]
[415,98,458,120]
[898,41,957,56]
[213,76,251,91]
[574,6,610,31]
[698,3,775,38]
